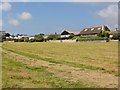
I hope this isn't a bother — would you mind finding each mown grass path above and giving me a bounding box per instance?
[2,48,118,88]
[2,42,118,76]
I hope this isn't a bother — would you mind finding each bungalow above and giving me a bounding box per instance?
[61,30,79,38]
[6,35,15,39]
[29,35,35,40]
[14,34,29,39]
[48,34,61,38]
[78,25,110,36]
[43,35,49,39]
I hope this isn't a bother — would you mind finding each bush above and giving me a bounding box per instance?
[29,38,35,42]
[14,39,18,42]
[47,35,61,40]
[35,34,44,42]
[112,34,120,40]
[24,37,29,42]
[68,35,74,39]
[6,38,13,41]
[98,31,111,38]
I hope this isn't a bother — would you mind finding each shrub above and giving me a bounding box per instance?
[29,38,35,42]
[24,37,29,42]
[35,34,44,42]
[112,34,120,40]
[47,35,61,40]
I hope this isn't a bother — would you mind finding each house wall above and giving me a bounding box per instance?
[61,31,70,35]
[29,37,35,40]
[61,35,70,38]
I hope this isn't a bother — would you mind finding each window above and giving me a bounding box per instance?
[98,27,101,30]
[84,29,88,31]
[91,28,94,31]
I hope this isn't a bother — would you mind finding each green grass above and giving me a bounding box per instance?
[2,42,118,75]
[2,52,93,88]
[2,42,118,88]
[2,48,100,71]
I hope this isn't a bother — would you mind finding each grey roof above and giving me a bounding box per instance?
[61,30,80,35]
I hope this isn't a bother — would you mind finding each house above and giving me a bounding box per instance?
[61,30,79,38]
[111,28,120,34]
[110,28,120,39]
[29,35,35,40]
[48,34,61,38]
[6,35,15,39]
[44,32,61,39]
[0,31,6,36]
[78,25,110,36]
[43,35,49,39]
[14,34,29,39]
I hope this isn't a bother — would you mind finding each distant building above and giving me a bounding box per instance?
[48,34,61,37]
[43,35,49,39]
[0,31,6,36]
[61,30,79,38]
[29,35,35,40]
[111,28,119,34]
[0,31,6,42]
[12,34,29,39]
[78,25,111,36]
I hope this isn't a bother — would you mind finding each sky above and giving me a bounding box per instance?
[0,0,119,35]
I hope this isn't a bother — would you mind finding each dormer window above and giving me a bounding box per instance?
[98,28,101,30]
[84,29,88,31]
[91,28,94,31]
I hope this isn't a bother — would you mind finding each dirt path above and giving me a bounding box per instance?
[3,49,118,88]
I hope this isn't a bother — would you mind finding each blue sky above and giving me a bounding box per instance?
[1,2,118,35]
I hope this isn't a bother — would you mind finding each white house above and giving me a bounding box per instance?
[61,30,79,38]
[29,36,35,40]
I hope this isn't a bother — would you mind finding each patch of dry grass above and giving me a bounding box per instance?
[2,49,118,88]
[2,42,118,75]
[2,52,90,88]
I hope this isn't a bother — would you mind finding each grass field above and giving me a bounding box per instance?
[2,41,118,88]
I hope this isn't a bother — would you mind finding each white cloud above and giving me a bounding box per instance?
[97,4,118,30]
[18,12,32,20]
[22,0,30,2]
[97,5,118,19]
[0,2,12,11]
[2,0,10,2]
[8,19,19,26]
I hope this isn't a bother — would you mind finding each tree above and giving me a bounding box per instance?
[29,38,35,42]
[35,34,44,42]
[69,35,74,39]
[1,35,6,42]
[112,33,120,40]
[47,35,61,40]
[102,31,111,38]
[98,31,111,38]
[24,37,29,42]
[5,33,11,37]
